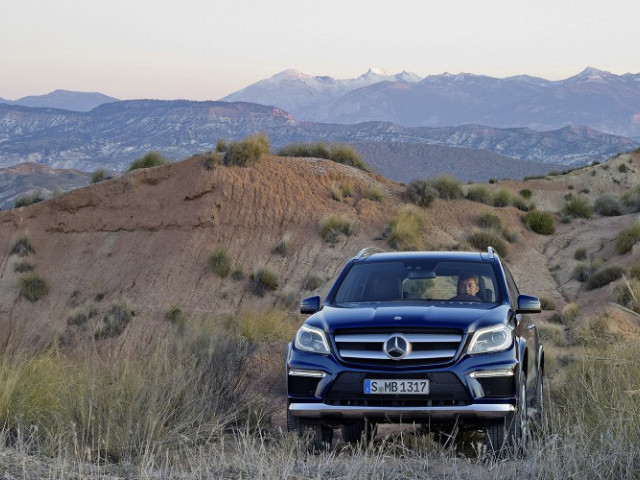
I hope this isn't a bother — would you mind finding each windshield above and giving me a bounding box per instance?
[332,260,500,305]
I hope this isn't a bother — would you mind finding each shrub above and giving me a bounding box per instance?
[215,138,228,153]
[522,210,555,235]
[585,265,625,291]
[631,264,640,281]
[510,196,533,212]
[519,188,533,199]
[165,305,186,329]
[612,279,640,314]
[430,175,463,200]
[10,235,35,256]
[19,274,49,302]
[278,142,371,172]
[615,222,640,255]
[250,268,279,296]
[14,191,44,208]
[128,151,166,171]
[594,194,623,216]
[224,134,270,167]
[540,297,556,310]
[231,267,245,281]
[67,304,99,326]
[385,206,425,251]
[476,212,502,231]
[491,189,512,207]
[209,247,231,277]
[302,274,324,291]
[574,248,588,261]
[561,196,593,219]
[272,236,290,256]
[465,185,492,204]
[466,230,508,257]
[231,309,297,343]
[561,303,580,324]
[621,185,640,212]
[319,215,356,243]
[364,186,385,202]
[618,163,629,173]
[278,142,330,159]
[573,261,593,282]
[328,144,371,172]
[92,169,106,183]
[95,301,133,339]
[14,261,34,273]
[406,180,438,208]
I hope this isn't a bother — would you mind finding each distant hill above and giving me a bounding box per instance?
[0,101,636,182]
[1,89,119,112]
[222,67,640,138]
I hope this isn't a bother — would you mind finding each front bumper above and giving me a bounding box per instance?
[288,402,514,421]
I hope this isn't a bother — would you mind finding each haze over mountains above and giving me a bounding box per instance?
[0,89,119,112]
[222,67,640,139]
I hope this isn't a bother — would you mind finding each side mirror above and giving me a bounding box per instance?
[516,294,541,314]
[300,295,321,314]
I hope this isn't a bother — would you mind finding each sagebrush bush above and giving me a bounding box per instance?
[594,193,623,216]
[10,235,35,256]
[510,196,534,212]
[95,301,133,339]
[327,144,371,172]
[615,222,640,255]
[573,261,593,282]
[429,175,463,200]
[465,184,492,204]
[319,215,356,243]
[466,230,507,257]
[476,212,502,231]
[406,180,438,208]
[364,186,385,202]
[491,188,512,207]
[621,185,640,212]
[612,279,640,314]
[67,304,99,326]
[13,261,34,273]
[250,268,279,296]
[14,191,44,208]
[91,169,106,183]
[165,304,186,329]
[519,188,533,199]
[224,134,270,167]
[277,142,371,172]
[128,151,167,171]
[522,210,555,235]
[209,247,231,277]
[19,274,49,302]
[561,195,593,219]
[272,236,290,256]
[385,206,425,251]
[302,274,324,291]
[574,248,588,261]
[585,265,625,291]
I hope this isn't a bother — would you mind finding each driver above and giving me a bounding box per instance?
[457,273,480,297]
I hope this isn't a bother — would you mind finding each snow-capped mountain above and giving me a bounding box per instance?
[222,67,640,138]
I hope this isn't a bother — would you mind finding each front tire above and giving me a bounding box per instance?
[484,374,528,458]
[287,405,333,452]
[341,420,377,444]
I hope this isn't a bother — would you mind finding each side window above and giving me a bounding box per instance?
[503,266,520,306]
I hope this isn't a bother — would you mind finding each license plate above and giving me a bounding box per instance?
[364,379,429,395]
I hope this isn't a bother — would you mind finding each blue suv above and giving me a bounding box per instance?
[286,247,544,456]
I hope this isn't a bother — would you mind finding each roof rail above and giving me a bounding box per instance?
[487,246,495,259]
[354,247,387,260]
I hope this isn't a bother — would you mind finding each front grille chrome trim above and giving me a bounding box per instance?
[339,349,458,360]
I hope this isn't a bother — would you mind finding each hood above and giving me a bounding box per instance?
[306,303,511,334]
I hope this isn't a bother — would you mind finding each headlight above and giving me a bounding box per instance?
[294,325,330,354]
[467,325,513,355]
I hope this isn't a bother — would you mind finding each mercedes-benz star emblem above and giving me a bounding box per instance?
[383,334,412,360]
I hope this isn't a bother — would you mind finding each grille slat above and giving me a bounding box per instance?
[334,328,464,366]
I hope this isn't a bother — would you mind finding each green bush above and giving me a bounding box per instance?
[277,142,371,172]
[209,247,231,277]
[476,212,502,231]
[491,189,512,207]
[466,230,508,257]
[250,268,279,296]
[585,265,625,291]
[522,210,555,235]
[92,169,107,183]
[319,215,356,243]
[573,261,593,282]
[429,175,463,200]
[165,305,186,329]
[615,222,640,255]
[618,163,629,173]
[128,151,167,171]
[561,196,593,219]
[510,196,533,212]
[406,180,438,208]
[14,191,44,208]
[574,248,588,261]
[10,235,35,257]
[385,207,425,251]
[67,304,99,326]
[631,264,640,281]
[519,188,533,199]
[95,301,133,339]
[465,185,492,204]
[364,186,385,202]
[621,185,640,212]
[14,261,34,273]
[594,194,623,216]
[215,138,228,153]
[223,134,270,167]
[19,274,49,302]
[272,236,290,256]
[302,275,324,291]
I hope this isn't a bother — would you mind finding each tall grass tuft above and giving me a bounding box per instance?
[128,151,166,171]
[319,215,356,243]
[19,274,48,302]
[466,230,508,257]
[385,206,425,251]
[94,301,134,339]
[615,221,640,255]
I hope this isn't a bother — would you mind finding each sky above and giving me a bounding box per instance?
[2,0,639,101]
